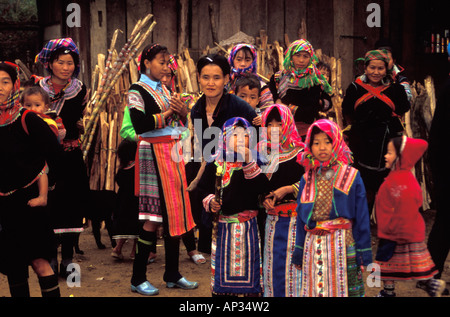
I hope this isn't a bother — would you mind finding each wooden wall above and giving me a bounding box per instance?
[36,0,402,90]
[87,0,362,89]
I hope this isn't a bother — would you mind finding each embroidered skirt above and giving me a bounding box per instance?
[211,210,262,296]
[263,203,302,297]
[136,139,195,237]
[376,241,438,281]
[300,219,365,297]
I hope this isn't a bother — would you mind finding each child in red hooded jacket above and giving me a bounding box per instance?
[374,136,446,297]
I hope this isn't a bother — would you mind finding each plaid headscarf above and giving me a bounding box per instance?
[355,49,390,66]
[277,39,332,98]
[297,119,353,172]
[35,38,81,77]
[228,44,258,89]
[260,104,304,153]
[0,61,22,127]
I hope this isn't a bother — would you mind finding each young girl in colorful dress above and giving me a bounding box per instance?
[269,39,332,137]
[259,104,305,297]
[128,43,197,296]
[227,43,273,111]
[374,136,446,297]
[292,119,372,297]
[198,117,269,296]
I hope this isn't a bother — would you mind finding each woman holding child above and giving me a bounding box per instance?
[35,38,90,277]
[0,61,62,297]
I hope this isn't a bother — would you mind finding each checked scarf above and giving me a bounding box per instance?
[276,39,332,99]
[0,61,22,127]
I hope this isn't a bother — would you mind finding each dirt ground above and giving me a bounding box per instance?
[0,209,448,299]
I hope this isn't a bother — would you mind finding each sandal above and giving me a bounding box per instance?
[189,251,206,264]
[111,251,124,260]
[147,252,157,264]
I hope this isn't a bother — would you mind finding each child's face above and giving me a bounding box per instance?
[23,94,48,113]
[160,69,173,87]
[384,141,397,169]
[292,51,311,69]
[318,67,330,82]
[311,132,333,162]
[267,119,282,144]
[228,127,249,154]
[233,49,253,70]
[144,52,169,82]
[236,85,259,109]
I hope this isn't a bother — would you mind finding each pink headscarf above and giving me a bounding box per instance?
[260,104,304,153]
[297,119,353,171]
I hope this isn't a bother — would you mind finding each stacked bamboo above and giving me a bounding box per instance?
[81,14,156,191]
[176,48,199,94]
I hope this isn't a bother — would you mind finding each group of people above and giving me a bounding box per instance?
[0,35,448,298]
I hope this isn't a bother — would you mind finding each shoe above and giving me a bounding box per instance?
[425,279,446,297]
[166,277,199,290]
[376,290,396,297]
[131,281,159,296]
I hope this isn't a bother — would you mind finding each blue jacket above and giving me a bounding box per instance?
[292,165,373,267]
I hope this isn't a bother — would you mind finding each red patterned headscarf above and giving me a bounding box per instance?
[260,104,304,153]
[297,119,353,171]
[0,61,21,127]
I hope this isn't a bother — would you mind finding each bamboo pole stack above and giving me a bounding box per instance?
[81,14,156,191]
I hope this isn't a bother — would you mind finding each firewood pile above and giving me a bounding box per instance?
[81,14,156,191]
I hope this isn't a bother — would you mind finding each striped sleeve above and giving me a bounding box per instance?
[243,161,261,179]
[202,194,215,212]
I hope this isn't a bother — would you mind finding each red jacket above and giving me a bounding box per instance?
[375,137,428,243]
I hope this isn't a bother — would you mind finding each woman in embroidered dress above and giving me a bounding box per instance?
[292,119,372,297]
[227,43,274,111]
[374,136,446,297]
[0,61,62,297]
[342,49,410,214]
[197,117,269,296]
[257,104,305,297]
[128,44,197,296]
[120,54,206,265]
[35,38,89,277]
[268,39,332,137]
